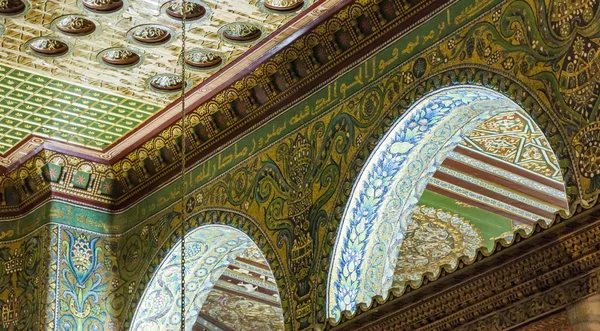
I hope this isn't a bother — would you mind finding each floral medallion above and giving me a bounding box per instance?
[220,22,262,43]
[100,48,141,67]
[184,49,223,70]
[573,121,600,180]
[393,205,482,284]
[130,25,172,45]
[0,0,25,15]
[55,15,96,36]
[81,0,123,12]
[28,38,69,57]
[147,73,185,92]
[164,0,206,21]
[263,0,303,11]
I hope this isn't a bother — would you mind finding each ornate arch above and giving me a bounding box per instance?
[325,79,574,321]
[124,209,291,330]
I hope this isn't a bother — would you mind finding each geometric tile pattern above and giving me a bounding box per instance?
[460,111,563,181]
[0,64,159,153]
[0,0,308,106]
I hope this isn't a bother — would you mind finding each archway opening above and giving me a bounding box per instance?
[131,224,285,331]
[327,86,568,321]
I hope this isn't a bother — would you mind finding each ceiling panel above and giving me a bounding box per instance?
[0,0,311,154]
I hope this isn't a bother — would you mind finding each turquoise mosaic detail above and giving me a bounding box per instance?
[327,86,522,320]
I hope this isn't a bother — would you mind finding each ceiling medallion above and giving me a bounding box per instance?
[55,16,96,36]
[219,22,262,43]
[147,73,185,93]
[263,0,304,12]
[0,0,25,15]
[393,205,483,284]
[164,0,206,21]
[28,38,70,57]
[130,25,172,45]
[184,49,223,70]
[81,0,123,13]
[99,48,141,68]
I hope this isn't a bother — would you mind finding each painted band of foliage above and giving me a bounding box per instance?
[327,86,521,319]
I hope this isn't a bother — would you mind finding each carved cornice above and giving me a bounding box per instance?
[0,0,450,216]
[330,206,600,330]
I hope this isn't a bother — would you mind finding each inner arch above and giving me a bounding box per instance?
[131,224,284,330]
[327,86,568,320]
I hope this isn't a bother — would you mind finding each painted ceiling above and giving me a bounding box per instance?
[194,250,284,331]
[424,111,568,226]
[392,110,569,289]
[0,0,314,155]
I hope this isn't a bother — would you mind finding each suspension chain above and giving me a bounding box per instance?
[180,1,187,330]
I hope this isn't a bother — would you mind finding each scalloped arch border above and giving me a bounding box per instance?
[319,65,578,325]
[122,208,293,330]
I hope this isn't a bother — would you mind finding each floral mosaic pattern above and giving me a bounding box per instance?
[392,205,482,285]
[131,225,283,331]
[327,86,522,320]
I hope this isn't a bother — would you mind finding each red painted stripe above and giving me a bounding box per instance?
[453,146,565,191]
[426,184,536,225]
[219,275,278,296]
[234,257,271,271]
[441,158,568,210]
[432,171,555,219]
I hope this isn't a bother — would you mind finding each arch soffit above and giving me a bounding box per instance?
[126,209,291,330]
[326,85,568,320]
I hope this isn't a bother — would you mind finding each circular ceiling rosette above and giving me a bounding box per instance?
[184,49,225,72]
[0,0,29,17]
[97,47,144,69]
[262,0,304,13]
[26,37,72,58]
[218,22,264,45]
[146,73,189,94]
[161,0,209,23]
[127,24,176,47]
[52,15,98,37]
[81,0,124,13]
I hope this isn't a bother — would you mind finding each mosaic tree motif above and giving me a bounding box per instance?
[59,229,105,330]
[327,86,523,320]
[252,115,356,327]
[131,224,284,331]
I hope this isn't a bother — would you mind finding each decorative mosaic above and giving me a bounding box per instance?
[0,0,310,105]
[461,111,563,182]
[196,255,284,330]
[328,87,520,319]
[392,205,482,285]
[0,0,597,330]
[0,64,159,152]
[131,225,283,331]
[197,287,285,330]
